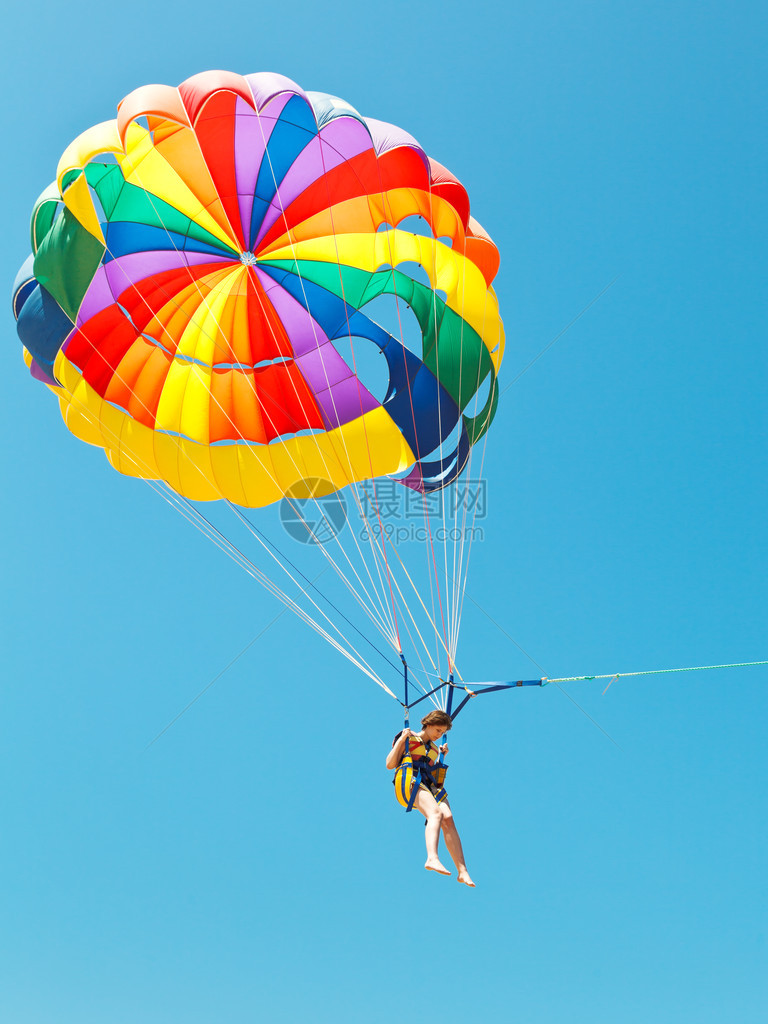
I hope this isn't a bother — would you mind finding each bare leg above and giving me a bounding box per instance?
[414,788,450,875]
[440,802,475,887]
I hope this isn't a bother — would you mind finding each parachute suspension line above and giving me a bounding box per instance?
[172,492,396,693]
[312,137,406,654]
[46,359,393,693]
[385,537,455,670]
[126,144,403,655]
[451,282,496,663]
[225,501,404,676]
[102,225,392,646]
[53,297,392,692]
[244,236,401,647]
[447,209,481,666]
[106,124,411,686]
[86,229,404,694]
[382,568,443,689]
[425,166,452,682]
[395,614,443,708]
[254,104,404,654]
[346,487,404,642]
[368,153,446,668]
[371,163,448,678]
[243,273,400,647]
[449,211,469,666]
[425,173,460,682]
[400,655,444,729]
[168,495,393,691]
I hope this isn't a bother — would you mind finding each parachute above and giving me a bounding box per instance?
[13,70,504,706]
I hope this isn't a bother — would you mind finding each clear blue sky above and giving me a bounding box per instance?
[2,2,766,1022]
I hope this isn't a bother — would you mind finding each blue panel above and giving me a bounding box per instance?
[248,95,317,248]
[417,424,471,492]
[12,255,37,317]
[13,276,38,320]
[258,264,461,458]
[339,311,459,457]
[103,222,231,262]
[16,283,74,379]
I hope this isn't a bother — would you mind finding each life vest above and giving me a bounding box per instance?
[393,733,448,811]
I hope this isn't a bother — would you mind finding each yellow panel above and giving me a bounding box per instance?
[51,350,416,507]
[178,364,214,444]
[153,359,195,438]
[56,120,122,191]
[259,190,465,257]
[117,123,237,253]
[62,172,105,243]
[264,230,502,354]
[175,265,244,366]
[106,417,163,480]
[207,444,251,507]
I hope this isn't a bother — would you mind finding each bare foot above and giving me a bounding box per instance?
[425,858,451,875]
[457,871,476,887]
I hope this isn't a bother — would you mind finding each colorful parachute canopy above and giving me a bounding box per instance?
[13,71,504,507]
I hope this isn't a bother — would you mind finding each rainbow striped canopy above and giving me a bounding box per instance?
[13,71,504,506]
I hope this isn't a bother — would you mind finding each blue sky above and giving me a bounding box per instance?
[1,2,766,1022]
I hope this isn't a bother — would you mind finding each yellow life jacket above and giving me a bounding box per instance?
[393,733,448,810]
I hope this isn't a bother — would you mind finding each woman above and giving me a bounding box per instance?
[386,710,475,886]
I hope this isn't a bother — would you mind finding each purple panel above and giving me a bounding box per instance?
[244,72,307,113]
[398,465,425,491]
[312,374,379,428]
[253,118,373,248]
[296,341,354,391]
[255,267,329,357]
[363,117,429,169]
[77,251,232,324]
[234,93,292,247]
[30,355,58,385]
[76,267,115,326]
[254,267,378,428]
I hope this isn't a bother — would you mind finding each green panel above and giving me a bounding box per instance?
[260,257,494,412]
[463,369,499,445]
[419,298,493,411]
[60,169,82,192]
[30,182,62,253]
[33,206,105,322]
[85,163,238,255]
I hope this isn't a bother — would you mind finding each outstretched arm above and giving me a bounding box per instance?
[386,729,411,770]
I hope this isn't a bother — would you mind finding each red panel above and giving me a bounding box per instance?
[116,261,230,336]
[428,158,470,227]
[103,337,172,427]
[245,269,295,363]
[255,146,431,253]
[254,361,324,440]
[194,92,246,249]
[66,308,137,396]
[178,71,255,124]
[209,367,266,443]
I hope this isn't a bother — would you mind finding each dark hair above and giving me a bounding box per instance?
[420,710,453,730]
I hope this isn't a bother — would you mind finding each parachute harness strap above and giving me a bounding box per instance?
[399,654,422,813]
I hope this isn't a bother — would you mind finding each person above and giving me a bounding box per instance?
[386,709,475,886]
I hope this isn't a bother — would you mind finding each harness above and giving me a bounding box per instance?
[393,733,448,811]
[394,656,449,812]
